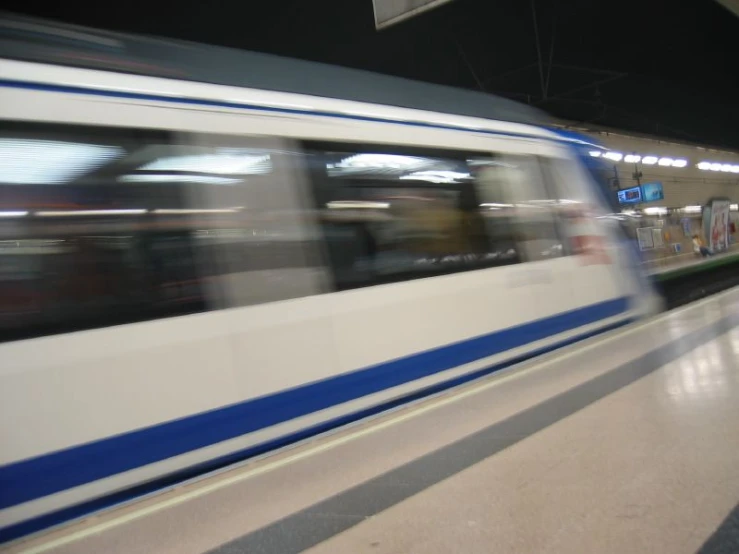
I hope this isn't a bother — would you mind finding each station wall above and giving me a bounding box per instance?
[584,131,739,207]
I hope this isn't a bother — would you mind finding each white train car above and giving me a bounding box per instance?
[0,14,662,542]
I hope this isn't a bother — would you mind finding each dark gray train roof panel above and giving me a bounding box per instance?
[0,12,548,127]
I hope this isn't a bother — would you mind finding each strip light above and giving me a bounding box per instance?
[595,150,690,168]
[643,207,668,216]
[697,161,739,173]
[138,153,272,175]
[0,139,122,184]
[152,208,243,214]
[480,203,514,209]
[120,174,243,185]
[331,154,431,171]
[36,209,148,217]
[327,201,390,210]
[399,171,472,184]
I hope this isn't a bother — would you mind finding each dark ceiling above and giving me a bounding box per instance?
[4,0,738,149]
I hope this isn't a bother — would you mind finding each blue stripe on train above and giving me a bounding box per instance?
[0,297,629,520]
[1,319,636,545]
[0,78,556,143]
[3,319,639,546]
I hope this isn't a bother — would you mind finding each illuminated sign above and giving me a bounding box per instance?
[641,182,664,202]
[617,186,642,204]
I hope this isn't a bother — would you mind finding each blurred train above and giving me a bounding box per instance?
[0,14,662,541]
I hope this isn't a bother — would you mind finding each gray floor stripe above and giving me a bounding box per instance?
[696,503,739,554]
[209,313,738,554]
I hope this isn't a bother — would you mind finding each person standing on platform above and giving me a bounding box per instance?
[693,235,712,258]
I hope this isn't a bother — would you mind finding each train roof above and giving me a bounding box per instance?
[0,12,548,128]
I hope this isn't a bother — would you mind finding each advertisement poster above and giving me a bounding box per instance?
[637,227,654,250]
[709,199,730,252]
[651,228,665,248]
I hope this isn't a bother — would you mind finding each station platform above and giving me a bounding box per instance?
[645,245,739,279]
[5,288,739,554]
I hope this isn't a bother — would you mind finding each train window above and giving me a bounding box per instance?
[537,156,596,257]
[0,122,209,341]
[180,134,328,308]
[493,155,568,262]
[0,122,326,342]
[303,143,521,290]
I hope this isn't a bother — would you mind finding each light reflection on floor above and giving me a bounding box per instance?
[664,332,738,401]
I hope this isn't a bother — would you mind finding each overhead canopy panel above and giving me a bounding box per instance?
[372,0,456,30]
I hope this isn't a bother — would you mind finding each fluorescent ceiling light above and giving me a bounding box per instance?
[672,159,688,168]
[642,156,658,165]
[152,208,243,214]
[624,154,641,163]
[658,157,674,166]
[120,174,242,185]
[643,207,667,215]
[399,171,471,183]
[326,201,390,209]
[589,151,602,157]
[0,210,28,217]
[0,139,122,184]
[139,153,272,175]
[333,154,431,171]
[603,152,623,162]
[480,203,514,209]
[699,162,739,173]
[36,209,147,217]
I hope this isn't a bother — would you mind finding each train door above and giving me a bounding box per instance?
[178,131,338,404]
[496,154,576,323]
